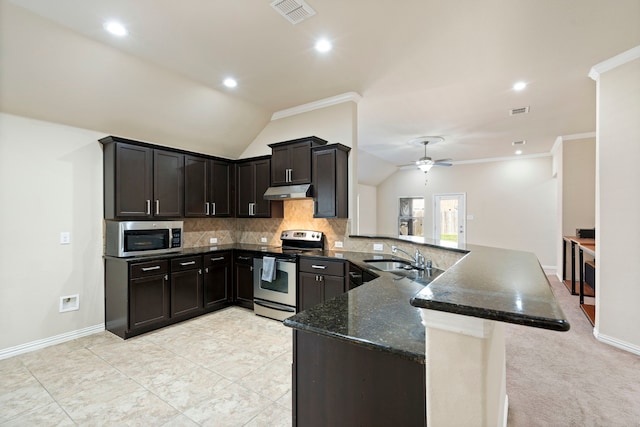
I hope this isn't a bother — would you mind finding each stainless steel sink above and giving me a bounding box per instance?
[364,259,416,272]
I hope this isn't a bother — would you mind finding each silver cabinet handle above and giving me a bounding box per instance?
[199,269,202,275]
[146,200,151,215]
[180,261,196,266]
[164,274,168,280]
[311,265,327,269]
[210,256,225,262]
[205,267,209,273]
[249,203,255,216]
[238,256,251,261]
[142,266,161,271]
[206,202,210,215]
[155,200,160,215]
[211,202,216,216]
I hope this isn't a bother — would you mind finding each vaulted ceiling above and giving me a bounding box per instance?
[2,0,639,184]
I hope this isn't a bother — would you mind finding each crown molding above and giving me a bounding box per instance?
[589,45,640,81]
[271,92,362,121]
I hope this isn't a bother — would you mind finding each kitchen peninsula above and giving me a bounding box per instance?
[284,235,570,427]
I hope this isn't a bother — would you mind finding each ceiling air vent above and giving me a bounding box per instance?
[271,0,316,24]
[512,140,527,146]
[509,106,530,116]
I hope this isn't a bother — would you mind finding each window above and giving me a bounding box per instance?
[399,197,424,237]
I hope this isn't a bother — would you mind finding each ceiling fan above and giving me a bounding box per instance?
[405,136,453,172]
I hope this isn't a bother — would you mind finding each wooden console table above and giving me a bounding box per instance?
[562,236,595,295]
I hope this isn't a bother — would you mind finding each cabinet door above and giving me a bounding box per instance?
[234,257,254,308]
[289,142,312,184]
[271,146,290,186]
[236,162,254,217]
[204,254,231,309]
[210,159,234,217]
[184,155,208,217]
[323,275,346,301]
[171,269,203,318]
[154,149,184,217]
[253,158,271,217]
[129,274,169,329]
[313,148,337,218]
[299,272,324,311]
[115,143,153,217]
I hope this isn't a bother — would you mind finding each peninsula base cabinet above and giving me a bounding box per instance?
[105,253,231,339]
[292,330,426,427]
[298,257,346,311]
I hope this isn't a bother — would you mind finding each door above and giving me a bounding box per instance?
[115,143,153,217]
[433,193,466,245]
[236,162,254,217]
[210,159,234,216]
[253,158,271,217]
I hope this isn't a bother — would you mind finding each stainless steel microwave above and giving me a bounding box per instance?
[105,220,183,257]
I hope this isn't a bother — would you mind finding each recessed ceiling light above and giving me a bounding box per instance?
[513,81,527,91]
[223,78,237,88]
[103,21,128,37]
[315,38,332,53]
[515,150,523,155]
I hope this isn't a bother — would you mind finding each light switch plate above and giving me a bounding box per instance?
[335,241,343,248]
[60,232,71,245]
[209,237,218,244]
[373,243,384,251]
[261,237,268,243]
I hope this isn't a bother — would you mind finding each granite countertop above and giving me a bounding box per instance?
[284,237,570,363]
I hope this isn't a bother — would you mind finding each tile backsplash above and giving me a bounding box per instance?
[183,199,349,249]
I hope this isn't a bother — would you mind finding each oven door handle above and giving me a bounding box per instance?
[254,300,295,313]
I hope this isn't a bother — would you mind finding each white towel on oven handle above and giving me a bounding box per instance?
[261,256,277,282]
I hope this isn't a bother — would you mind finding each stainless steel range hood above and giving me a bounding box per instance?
[263,184,313,200]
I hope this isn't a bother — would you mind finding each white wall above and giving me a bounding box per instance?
[594,52,640,352]
[0,114,106,352]
[562,138,596,235]
[357,184,377,234]
[377,156,557,267]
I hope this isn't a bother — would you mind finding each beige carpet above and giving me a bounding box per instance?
[505,275,640,426]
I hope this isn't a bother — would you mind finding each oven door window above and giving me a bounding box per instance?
[124,229,170,252]
[259,268,290,294]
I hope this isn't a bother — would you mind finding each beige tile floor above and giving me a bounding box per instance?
[0,307,293,426]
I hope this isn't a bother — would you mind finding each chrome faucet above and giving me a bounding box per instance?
[391,245,427,269]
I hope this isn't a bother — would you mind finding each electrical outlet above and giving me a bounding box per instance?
[261,237,268,243]
[209,237,218,244]
[373,243,384,251]
[60,232,71,245]
[335,241,343,248]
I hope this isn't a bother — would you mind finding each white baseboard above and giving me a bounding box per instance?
[594,330,640,356]
[0,323,105,360]
[541,265,557,275]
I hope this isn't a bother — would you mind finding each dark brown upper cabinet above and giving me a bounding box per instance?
[269,137,327,186]
[102,137,183,219]
[184,155,234,217]
[312,144,351,218]
[236,156,283,218]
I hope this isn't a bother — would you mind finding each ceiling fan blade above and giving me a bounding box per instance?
[434,158,453,166]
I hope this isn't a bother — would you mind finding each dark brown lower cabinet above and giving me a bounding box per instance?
[298,257,346,311]
[203,251,232,311]
[234,253,254,309]
[170,256,203,319]
[129,272,170,330]
[293,330,426,427]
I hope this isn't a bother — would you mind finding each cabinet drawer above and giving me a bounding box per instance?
[235,253,254,265]
[130,259,169,279]
[171,256,203,272]
[299,257,345,276]
[204,252,231,267]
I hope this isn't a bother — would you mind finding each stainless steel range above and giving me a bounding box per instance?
[253,230,324,321]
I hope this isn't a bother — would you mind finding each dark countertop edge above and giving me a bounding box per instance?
[283,318,425,364]
[409,298,571,332]
[349,234,471,254]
